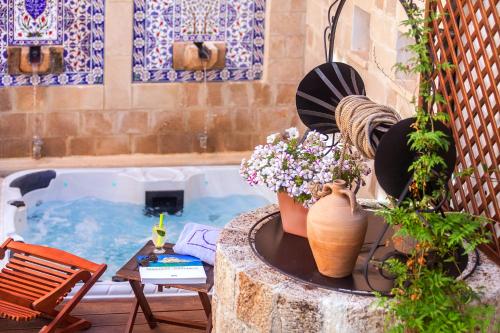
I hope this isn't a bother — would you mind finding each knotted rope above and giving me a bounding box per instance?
[335,95,401,159]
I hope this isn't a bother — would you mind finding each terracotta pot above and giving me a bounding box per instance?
[278,192,308,238]
[307,180,368,278]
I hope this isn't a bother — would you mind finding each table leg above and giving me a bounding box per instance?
[198,292,212,332]
[129,280,157,329]
[205,313,213,333]
[125,296,140,333]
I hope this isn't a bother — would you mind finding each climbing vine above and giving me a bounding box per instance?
[376,1,495,332]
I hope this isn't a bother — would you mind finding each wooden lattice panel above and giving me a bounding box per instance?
[427,0,500,263]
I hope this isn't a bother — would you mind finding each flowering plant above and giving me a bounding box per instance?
[240,127,370,207]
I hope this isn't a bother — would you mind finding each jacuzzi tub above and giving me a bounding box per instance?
[0,166,274,298]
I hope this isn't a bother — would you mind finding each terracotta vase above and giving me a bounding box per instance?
[307,179,368,278]
[278,192,308,238]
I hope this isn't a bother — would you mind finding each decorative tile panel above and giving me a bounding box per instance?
[132,0,266,82]
[175,0,226,42]
[8,0,63,45]
[0,0,104,87]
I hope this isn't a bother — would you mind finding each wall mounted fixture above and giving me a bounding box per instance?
[172,42,226,71]
[7,46,64,75]
[0,0,105,87]
[132,0,265,82]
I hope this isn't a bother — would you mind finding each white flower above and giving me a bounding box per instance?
[240,127,371,208]
[285,127,299,139]
[266,133,279,144]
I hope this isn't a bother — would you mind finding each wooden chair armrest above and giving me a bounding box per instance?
[0,238,13,260]
[33,270,91,312]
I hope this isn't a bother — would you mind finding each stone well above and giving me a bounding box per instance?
[213,205,500,333]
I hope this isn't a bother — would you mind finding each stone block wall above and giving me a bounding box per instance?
[304,0,418,119]
[0,0,306,158]
[0,0,421,158]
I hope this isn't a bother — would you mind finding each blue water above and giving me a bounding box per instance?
[24,195,269,280]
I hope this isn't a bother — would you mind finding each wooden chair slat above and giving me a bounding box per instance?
[0,280,44,298]
[0,306,31,320]
[6,260,65,284]
[7,260,69,280]
[0,310,34,321]
[0,288,33,308]
[0,276,49,296]
[0,303,38,316]
[0,300,41,322]
[12,253,78,274]
[7,241,101,273]
[6,263,65,284]
[0,305,36,317]
[0,286,38,301]
[0,238,107,331]
[0,271,54,292]
[1,269,60,288]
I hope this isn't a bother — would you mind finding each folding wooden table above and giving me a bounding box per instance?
[115,241,214,333]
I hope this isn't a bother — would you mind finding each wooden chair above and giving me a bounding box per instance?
[0,238,107,332]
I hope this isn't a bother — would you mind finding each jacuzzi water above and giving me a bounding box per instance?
[1,166,274,298]
[24,195,269,281]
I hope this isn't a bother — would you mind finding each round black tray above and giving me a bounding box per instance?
[248,210,476,296]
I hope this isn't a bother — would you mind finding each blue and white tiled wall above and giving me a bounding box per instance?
[0,0,305,158]
[132,0,266,83]
[0,0,105,87]
[0,0,265,87]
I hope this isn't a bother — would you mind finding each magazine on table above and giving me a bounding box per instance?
[138,254,207,285]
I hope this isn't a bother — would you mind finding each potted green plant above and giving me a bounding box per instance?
[376,2,495,331]
[240,127,370,238]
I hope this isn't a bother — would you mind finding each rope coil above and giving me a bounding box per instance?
[335,95,401,159]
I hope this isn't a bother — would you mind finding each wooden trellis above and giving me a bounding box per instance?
[427,0,500,264]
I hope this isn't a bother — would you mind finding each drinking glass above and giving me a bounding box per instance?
[152,223,166,254]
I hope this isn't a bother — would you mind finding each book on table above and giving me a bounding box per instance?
[138,254,207,285]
